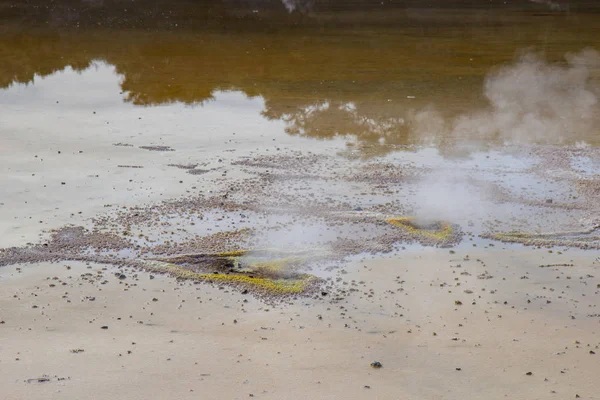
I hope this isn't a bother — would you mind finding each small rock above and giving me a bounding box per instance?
[370,361,382,369]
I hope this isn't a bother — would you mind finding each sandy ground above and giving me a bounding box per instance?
[2,105,600,399]
[2,246,599,400]
[2,50,600,400]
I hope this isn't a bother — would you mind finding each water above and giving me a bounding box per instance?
[1,1,600,248]
[2,1,600,154]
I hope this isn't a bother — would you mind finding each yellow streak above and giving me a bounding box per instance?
[386,217,454,241]
[144,261,315,295]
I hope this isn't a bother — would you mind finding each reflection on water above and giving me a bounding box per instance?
[1,0,600,154]
[0,62,306,155]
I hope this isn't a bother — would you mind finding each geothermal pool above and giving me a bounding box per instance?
[2,2,600,399]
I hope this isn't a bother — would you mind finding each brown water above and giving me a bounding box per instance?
[2,1,600,156]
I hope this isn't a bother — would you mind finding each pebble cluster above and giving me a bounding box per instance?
[138,145,175,152]
[2,144,600,299]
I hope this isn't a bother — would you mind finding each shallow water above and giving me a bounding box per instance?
[2,1,600,250]
[2,1,600,155]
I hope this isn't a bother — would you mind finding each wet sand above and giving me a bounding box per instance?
[2,116,600,398]
[2,247,599,399]
[2,141,600,399]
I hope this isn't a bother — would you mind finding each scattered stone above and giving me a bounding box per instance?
[168,163,198,170]
[26,376,51,384]
[139,145,174,152]
[187,169,209,175]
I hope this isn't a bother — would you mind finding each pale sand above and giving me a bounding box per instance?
[2,247,598,400]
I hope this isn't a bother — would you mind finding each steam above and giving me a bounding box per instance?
[280,0,569,14]
[280,0,314,13]
[281,0,298,12]
[251,221,334,251]
[408,49,600,229]
[412,170,488,226]
[240,212,335,274]
[412,49,600,145]
[529,0,564,11]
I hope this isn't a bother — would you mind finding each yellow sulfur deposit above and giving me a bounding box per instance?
[386,217,454,241]
[143,251,319,295]
[489,232,535,241]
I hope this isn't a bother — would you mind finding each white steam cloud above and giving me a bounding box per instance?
[412,49,600,145]
[529,0,564,11]
[412,170,486,226]
[409,49,600,228]
[281,0,301,12]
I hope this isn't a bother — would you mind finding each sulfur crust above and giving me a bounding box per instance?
[215,250,248,258]
[386,217,454,241]
[143,260,316,295]
[490,232,535,240]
